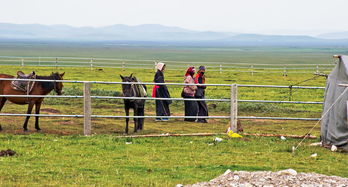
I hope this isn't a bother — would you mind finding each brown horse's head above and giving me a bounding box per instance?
[51,72,65,95]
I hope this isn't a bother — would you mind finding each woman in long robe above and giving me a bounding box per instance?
[195,66,208,123]
[182,67,198,122]
[153,62,171,121]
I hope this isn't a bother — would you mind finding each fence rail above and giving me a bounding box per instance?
[0,56,335,75]
[0,78,325,135]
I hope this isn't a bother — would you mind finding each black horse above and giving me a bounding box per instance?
[120,74,147,134]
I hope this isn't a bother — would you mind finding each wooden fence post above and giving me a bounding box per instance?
[21,58,24,66]
[220,64,222,74]
[55,58,58,69]
[230,84,238,132]
[122,62,125,71]
[84,82,92,136]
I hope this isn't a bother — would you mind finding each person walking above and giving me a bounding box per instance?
[195,66,208,123]
[153,62,171,121]
[182,67,198,122]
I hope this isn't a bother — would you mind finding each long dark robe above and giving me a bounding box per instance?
[184,95,198,122]
[183,75,198,122]
[154,70,171,117]
[195,75,208,122]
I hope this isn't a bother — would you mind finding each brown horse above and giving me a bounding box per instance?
[0,72,65,132]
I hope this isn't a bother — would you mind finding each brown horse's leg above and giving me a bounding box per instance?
[0,97,7,131]
[34,101,42,131]
[0,98,6,110]
[23,101,35,131]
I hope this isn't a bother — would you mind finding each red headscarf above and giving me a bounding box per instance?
[185,67,195,77]
[195,71,205,84]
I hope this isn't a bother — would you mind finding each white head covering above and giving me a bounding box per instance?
[156,62,165,71]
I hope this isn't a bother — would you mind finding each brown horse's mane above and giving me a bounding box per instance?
[35,73,60,92]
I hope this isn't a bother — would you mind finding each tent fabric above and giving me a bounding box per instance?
[321,55,348,146]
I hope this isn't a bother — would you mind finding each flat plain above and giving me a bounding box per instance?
[0,42,347,186]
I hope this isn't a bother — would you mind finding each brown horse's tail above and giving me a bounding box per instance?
[0,74,14,94]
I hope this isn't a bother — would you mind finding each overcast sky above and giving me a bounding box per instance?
[1,0,347,35]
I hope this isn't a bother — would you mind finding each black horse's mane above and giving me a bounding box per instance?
[35,73,59,91]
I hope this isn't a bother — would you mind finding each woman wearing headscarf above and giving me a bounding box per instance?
[195,66,208,123]
[182,67,198,122]
[153,62,171,121]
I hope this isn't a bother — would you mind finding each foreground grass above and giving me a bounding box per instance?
[0,134,347,186]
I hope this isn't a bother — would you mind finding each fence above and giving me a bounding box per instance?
[0,78,325,135]
[0,56,335,75]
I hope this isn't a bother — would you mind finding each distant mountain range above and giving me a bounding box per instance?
[318,31,348,39]
[0,23,348,46]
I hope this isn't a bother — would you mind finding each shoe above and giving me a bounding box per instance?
[162,118,169,121]
[197,120,208,123]
[155,118,162,122]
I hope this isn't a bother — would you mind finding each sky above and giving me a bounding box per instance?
[0,0,347,35]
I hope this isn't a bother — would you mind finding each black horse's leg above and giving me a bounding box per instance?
[138,107,144,130]
[133,107,138,133]
[23,101,34,131]
[125,106,130,134]
[0,97,7,131]
[34,101,42,131]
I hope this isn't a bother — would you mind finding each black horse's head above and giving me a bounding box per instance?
[120,73,135,97]
[51,72,65,95]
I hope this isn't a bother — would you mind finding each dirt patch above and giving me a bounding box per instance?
[0,149,16,157]
[58,119,74,125]
[41,108,61,114]
[186,169,348,186]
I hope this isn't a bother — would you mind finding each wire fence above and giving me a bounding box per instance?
[0,78,325,135]
[0,56,335,75]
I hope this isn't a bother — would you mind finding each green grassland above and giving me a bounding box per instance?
[0,43,347,186]
[1,134,348,186]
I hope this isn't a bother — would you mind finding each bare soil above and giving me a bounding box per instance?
[186,169,348,187]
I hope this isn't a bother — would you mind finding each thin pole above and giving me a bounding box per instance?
[230,84,238,132]
[84,82,92,135]
[283,66,287,76]
[154,61,158,72]
[251,65,254,76]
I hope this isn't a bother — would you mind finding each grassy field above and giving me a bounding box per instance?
[0,65,326,136]
[1,134,348,186]
[0,43,347,186]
